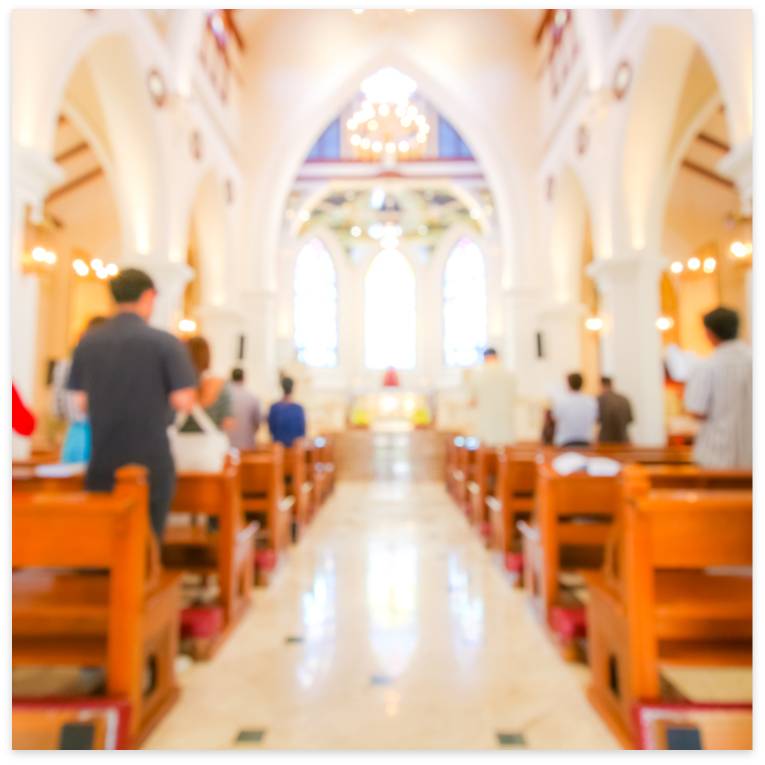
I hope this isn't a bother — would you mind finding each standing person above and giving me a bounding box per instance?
[180,336,234,434]
[597,376,633,444]
[228,367,261,451]
[67,268,197,538]
[684,306,752,468]
[268,376,306,447]
[468,347,516,445]
[550,372,597,447]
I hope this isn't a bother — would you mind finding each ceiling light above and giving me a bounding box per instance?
[368,119,379,131]
[398,140,410,153]
[346,118,356,130]
[372,141,383,154]
[670,261,684,274]
[106,263,119,277]
[350,134,361,146]
[350,225,362,238]
[584,316,604,332]
[178,318,197,334]
[656,316,674,332]
[361,138,371,150]
[703,257,717,273]
[687,256,701,272]
[730,240,752,259]
[72,259,90,277]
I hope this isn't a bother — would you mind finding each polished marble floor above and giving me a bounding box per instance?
[145,480,620,750]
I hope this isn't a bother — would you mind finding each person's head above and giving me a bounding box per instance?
[231,367,245,384]
[185,336,211,379]
[600,375,613,392]
[702,306,739,346]
[109,268,156,321]
[483,347,498,364]
[567,372,584,392]
[280,376,294,398]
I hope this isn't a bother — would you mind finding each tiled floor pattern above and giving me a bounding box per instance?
[144,480,619,750]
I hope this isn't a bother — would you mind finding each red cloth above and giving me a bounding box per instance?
[12,383,35,436]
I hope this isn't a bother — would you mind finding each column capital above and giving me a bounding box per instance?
[717,137,752,216]
[196,303,245,325]
[537,299,587,321]
[588,253,666,289]
[13,142,63,214]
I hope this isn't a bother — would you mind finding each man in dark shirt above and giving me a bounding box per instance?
[597,376,633,444]
[267,376,306,448]
[67,268,196,537]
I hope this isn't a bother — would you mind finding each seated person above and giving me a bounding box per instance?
[268,376,306,447]
[550,372,597,447]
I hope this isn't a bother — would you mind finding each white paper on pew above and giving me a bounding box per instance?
[586,457,621,477]
[552,452,588,475]
[34,462,87,478]
[665,343,701,383]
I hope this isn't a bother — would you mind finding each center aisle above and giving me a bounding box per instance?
[146,480,618,750]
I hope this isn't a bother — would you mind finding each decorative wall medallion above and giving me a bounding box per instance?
[546,176,555,202]
[147,68,166,107]
[191,130,203,161]
[613,60,632,100]
[577,123,589,156]
[225,179,234,205]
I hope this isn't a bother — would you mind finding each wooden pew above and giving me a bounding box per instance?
[452,437,480,517]
[443,431,461,491]
[467,444,498,544]
[283,438,311,541]
[12,466,181,747]
[161,455,258,659]
[586,472,752,747]
[240,445,294,585]
[314,435,336,502]
[302,440,321,521]
[445,435,465,500]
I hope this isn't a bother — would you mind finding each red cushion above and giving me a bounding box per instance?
[505,551,524,573]
[550,605,587,641]
[180,606,224,638]
[255,549,278,572]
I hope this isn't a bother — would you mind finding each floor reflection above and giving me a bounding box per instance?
[447,552,485,652]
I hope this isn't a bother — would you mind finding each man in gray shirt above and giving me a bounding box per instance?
[228,367,261,451]
[684,306,752,468]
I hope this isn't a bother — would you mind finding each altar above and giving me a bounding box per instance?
[350,390,432,431]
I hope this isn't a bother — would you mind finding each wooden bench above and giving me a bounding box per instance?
[443,432,462,493]
[161,455,258,659]
[451,437,480,516]
[313,435,336,504]
[283,438,311,541]
[467,444,498,544]
[240,445,294,585]
[13,466,181,747]
[586,473,752,747]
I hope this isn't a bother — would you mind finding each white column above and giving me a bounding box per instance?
[141,258,193,332]
[196,304,244,377]
[11,143,63,458]
[240,289,278,402]
[718,137,752,216]
[536,300,585,383]
[590,254,666,445]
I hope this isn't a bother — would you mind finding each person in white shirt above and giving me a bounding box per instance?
[468,347,516,446]
[551,372,598,447]
[684,307,752,468]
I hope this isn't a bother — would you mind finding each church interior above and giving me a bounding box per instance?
[8,7,755,753]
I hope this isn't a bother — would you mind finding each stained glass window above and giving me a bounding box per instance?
[443,238,487,366]
[294,239,338,367]
[365,250,416,369]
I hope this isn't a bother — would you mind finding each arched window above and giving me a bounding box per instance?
[294,239,338,367]
[443,237,487,366]
[365,250,416,369]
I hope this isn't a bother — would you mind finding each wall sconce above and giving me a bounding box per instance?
[656,316,674,332]
[30,246,57,266]
[178,318,197,335]
[702,257,717,274]
[687,257,701,272]
[670,260,684,274]
[584,316,604,332]
[730,241,752,259]
[71,257,120,280]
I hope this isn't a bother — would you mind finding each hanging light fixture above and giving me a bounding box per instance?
[656,316,675,332]
[584,316,604,332]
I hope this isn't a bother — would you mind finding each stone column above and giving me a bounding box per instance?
[11,143,63,458]
[535,300,585,384]
[240,289,278,402]
[589,254,666,445]
[140,258,193,332]
[718,137,752,216]
[196,304,244,377]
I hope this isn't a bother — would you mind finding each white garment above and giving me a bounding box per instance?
[684,339,752,468]
[552,391,597,446]
[468,362,516,445]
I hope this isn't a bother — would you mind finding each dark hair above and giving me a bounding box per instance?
[185,336,211,377]
[109,268,155,304]
[86,315,107,332]
[600,376,613,388]
[281,376,294,396]
[231,367,245,383]
[483,347,498,359]
[703,306,739,342]
[567,372,584,391]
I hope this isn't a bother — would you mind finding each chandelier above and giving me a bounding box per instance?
[347,68,430,161]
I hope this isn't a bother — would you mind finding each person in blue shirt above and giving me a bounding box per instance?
[267,376,306,447]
